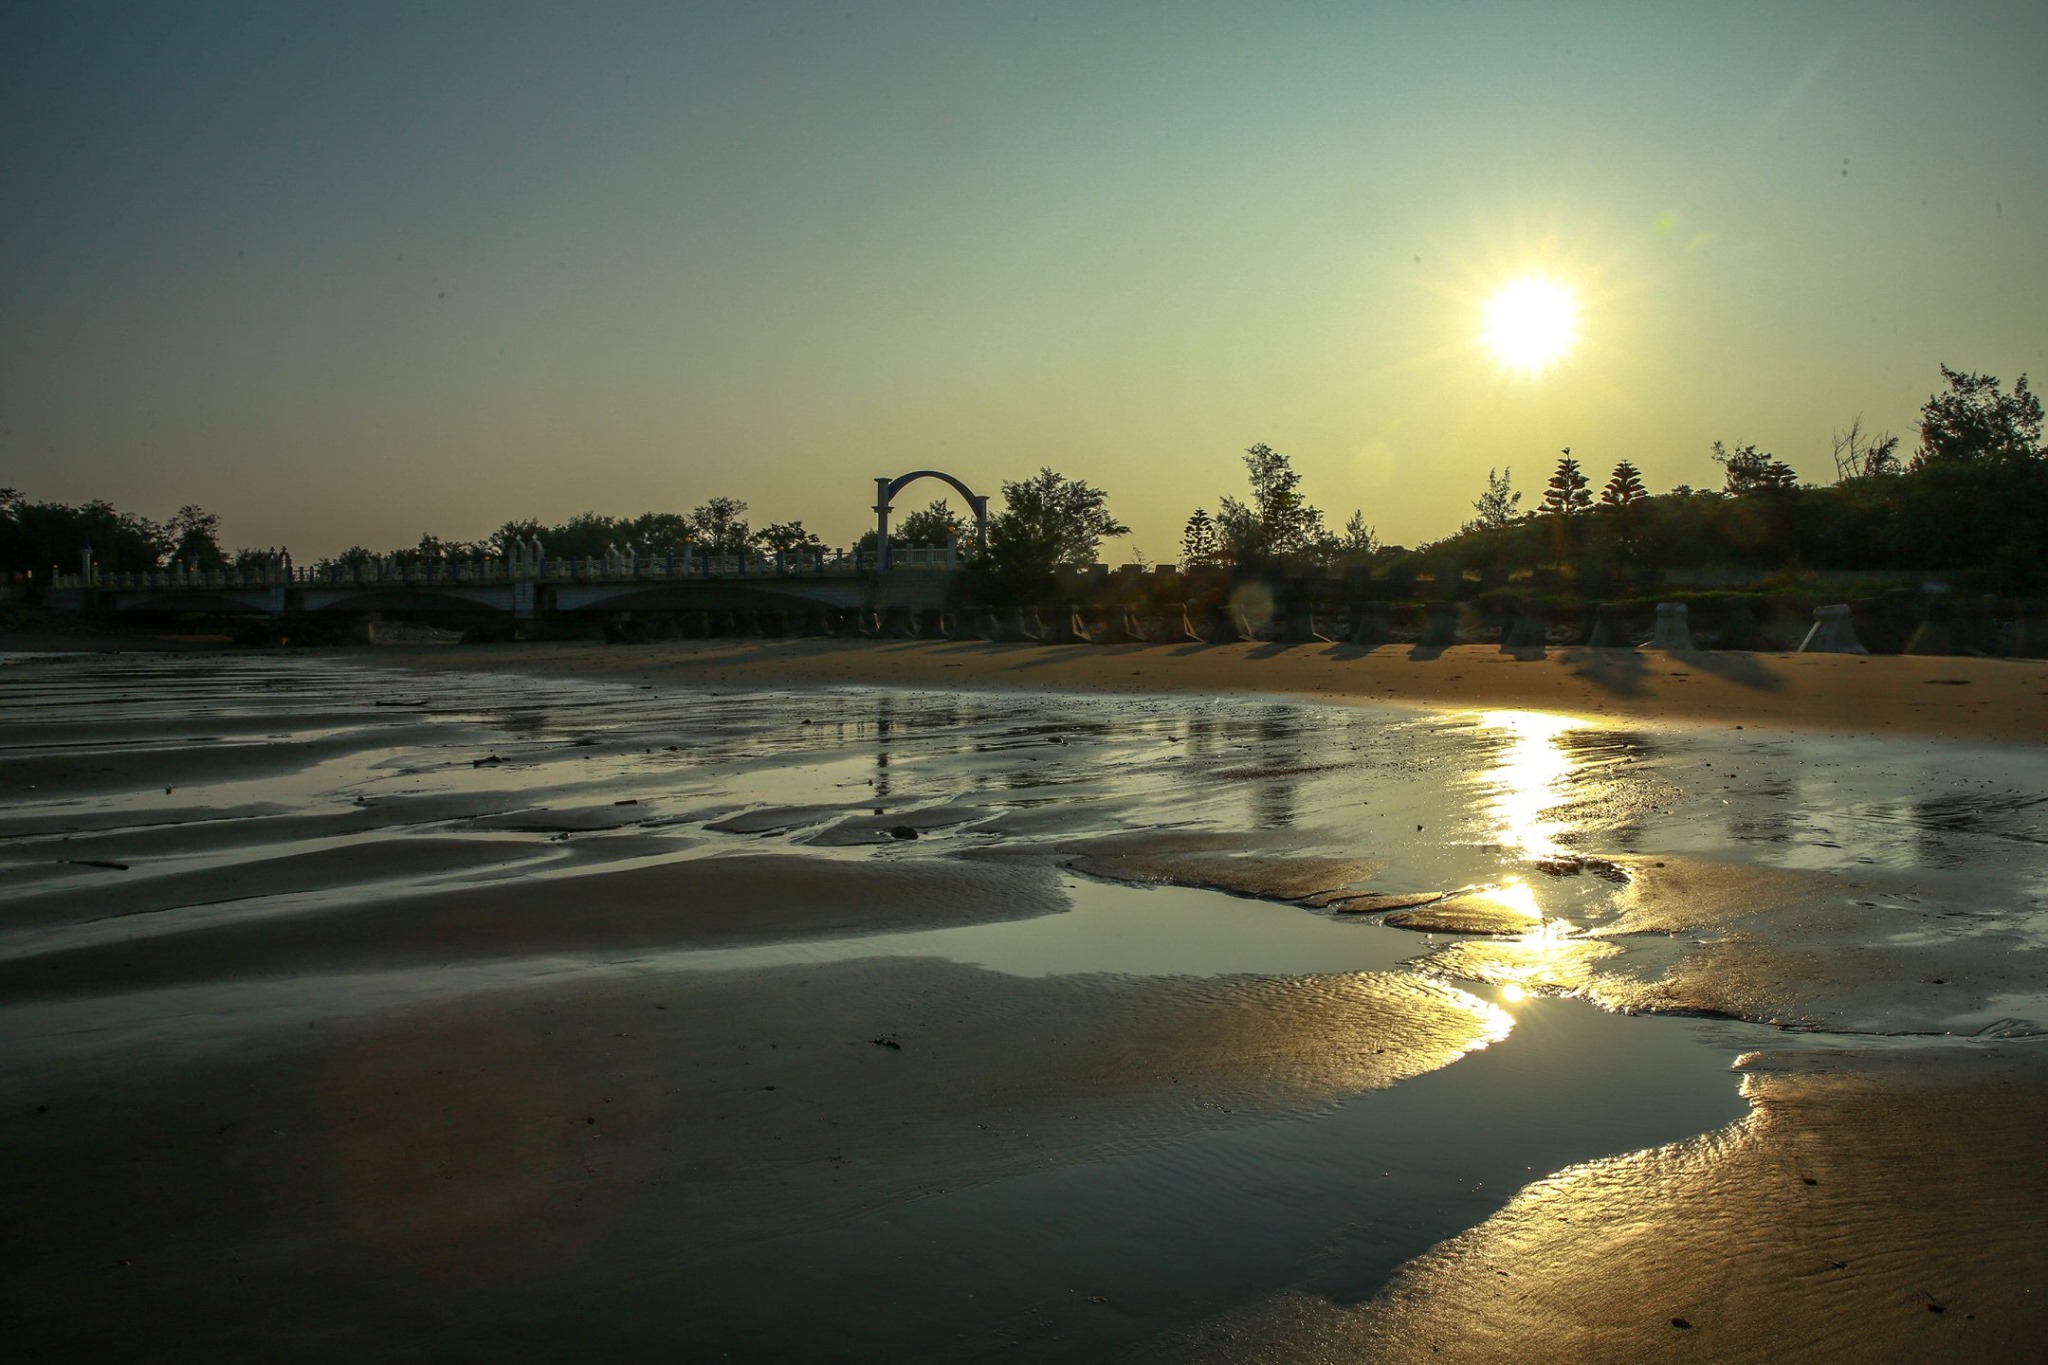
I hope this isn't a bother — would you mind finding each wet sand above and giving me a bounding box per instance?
[1142,1047,2048,1364]
[370,636,2048,743]
[4,648,2046,1360]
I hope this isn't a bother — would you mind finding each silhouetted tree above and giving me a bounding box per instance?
[1913,366,2043,468]
[1598,462,1646,508]
[1325,509,1380,560]
[1831,418,1901,482]
[1540,452,1592,515]
[967,468,1127,604]
[855,499,965,555]
[1215,443,1327,567]
[1461,467,1521,535]
[167,505,227,569]
[755,521,826,556]
[0,494,170,576]
[684,497,752,555]
[1181,507,1225,567]
[620,512,694,555]
[1712,441,1799,495]
[896,499,962,547]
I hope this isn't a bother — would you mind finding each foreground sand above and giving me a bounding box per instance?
[370,637,2048,744]
[4,646,2045,1360]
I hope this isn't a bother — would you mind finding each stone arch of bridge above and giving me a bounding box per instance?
[873,471,990,569]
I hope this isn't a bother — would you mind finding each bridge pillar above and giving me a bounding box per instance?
[874,477,893,571]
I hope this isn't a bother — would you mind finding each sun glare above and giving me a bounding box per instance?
[1481,277,1579,373]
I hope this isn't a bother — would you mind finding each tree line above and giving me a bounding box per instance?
[5,362,2040,594]
[1429,365,2045,593]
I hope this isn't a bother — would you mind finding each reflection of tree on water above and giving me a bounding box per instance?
[1252,711,1299,829]
[869,695,896,802]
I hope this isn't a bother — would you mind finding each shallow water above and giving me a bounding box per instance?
[6,651,2043,1029]
[3,650,2045,1360]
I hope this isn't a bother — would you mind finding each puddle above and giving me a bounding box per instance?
[554,994,1761,1364]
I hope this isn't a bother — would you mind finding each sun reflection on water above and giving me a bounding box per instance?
[1476,710,1592,860]
[1474,876,1544,921]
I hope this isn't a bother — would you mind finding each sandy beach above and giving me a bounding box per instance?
[4,641,2046,1361]
[374,636,2048,743]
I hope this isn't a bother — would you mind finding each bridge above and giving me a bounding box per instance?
[47,545,964,623]
[43,470,992,627]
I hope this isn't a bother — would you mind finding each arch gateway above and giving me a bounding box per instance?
[872,471,990,570]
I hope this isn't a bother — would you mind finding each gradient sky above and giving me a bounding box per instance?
[4,1,2043,560]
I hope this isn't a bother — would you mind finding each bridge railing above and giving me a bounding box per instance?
[65,550,947,591]
[61,542,963,592]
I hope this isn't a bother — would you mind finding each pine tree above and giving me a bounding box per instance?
[1181,507,1224,567]
[1599,461,1647,509]
[1540,452,1592,515]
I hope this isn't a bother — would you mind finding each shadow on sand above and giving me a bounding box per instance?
[1555,646,1787,698]
[1663,648,1789,692]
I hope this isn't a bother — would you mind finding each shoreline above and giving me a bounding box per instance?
[356,637,2048,744]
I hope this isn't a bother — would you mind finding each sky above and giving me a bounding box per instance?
[3,1,2043,561]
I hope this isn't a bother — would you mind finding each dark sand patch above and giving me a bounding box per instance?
[0,728,418,800]
[1062,831,1386,903]
[0,852,1068,997]
[0,836,550,935]
[0,956,1501,1363]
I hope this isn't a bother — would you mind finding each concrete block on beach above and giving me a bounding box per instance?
[1501,599,1547,651]
[2011,607,2048,659]
[1798,603,1868,654]
[1416,601,1461,647]
[1585,603,1633,648]
[1642,602,1694,651]
[946,611,989,642]
[1043,610,1093,645]
[1096,608,1145,644]
[1904,598,1959,656]
[1346,605,1391,648]
[992,608,1043,644]
[1151,605,1201,644]
[1278,610,1330,645]
[1203,605,1256,643]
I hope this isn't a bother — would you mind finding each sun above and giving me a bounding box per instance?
[1481,277,1579,373]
